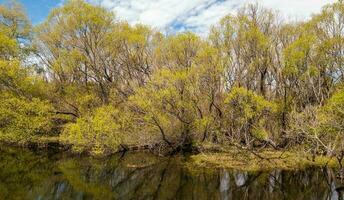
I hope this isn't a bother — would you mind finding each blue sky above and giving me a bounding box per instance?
[0,0,61,24]
[0,0,337,34]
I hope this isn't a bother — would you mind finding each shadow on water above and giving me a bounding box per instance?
[1,146,344,200]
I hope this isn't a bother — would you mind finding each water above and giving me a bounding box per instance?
[0,146,344,200]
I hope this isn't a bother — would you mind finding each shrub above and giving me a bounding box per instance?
[61,105,130,154]
[0,93,53,143]
[319,89,344,154]
[223,87,277,145]
[289,88,344,155]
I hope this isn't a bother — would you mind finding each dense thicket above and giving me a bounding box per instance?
[1,0,344,155]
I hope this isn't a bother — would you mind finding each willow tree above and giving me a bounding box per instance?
[210,4,279,98]
[0,0,31,41]
[35,0,159,119]
[129,33,224,150]
[309,1,344,101]
[0,1,52,143]
[34,0,117,112]
[0,0,31,58]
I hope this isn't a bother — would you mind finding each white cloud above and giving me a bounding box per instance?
[245,0,336,20]
[88,0,337,35]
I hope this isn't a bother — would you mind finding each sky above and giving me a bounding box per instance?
[0,0,62,24]
[0,0,337,34]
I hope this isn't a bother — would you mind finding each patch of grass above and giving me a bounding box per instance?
[189,148,338,171]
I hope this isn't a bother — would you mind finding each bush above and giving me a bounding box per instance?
[223,87,277,145]
[60,105,130,154]
[289,88,344,155]
[288,106,321,148]
[321,89,344,132]
[0,93,53,143]
[319,89,344,154]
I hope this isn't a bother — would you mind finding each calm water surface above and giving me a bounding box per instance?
[0,146,344,200]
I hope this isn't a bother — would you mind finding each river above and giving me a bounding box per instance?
[0,146,343,200]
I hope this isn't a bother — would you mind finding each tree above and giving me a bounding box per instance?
[35,0,157,106]
[0,0,32,58]
[223,87,277,147]
[209,4,279,98]
[0,1,52,144]
[129,33,224,150]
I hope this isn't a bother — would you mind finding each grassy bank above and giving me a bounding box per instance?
[189,148,338,171]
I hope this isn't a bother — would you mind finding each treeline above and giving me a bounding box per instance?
[1,0,344,155]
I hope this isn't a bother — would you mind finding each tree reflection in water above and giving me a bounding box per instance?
[0,147,343,200]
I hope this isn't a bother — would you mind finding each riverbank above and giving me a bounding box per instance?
[190,148,338,171]
[1,137,340,171]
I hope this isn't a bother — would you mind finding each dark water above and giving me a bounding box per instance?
[0,147,344,200]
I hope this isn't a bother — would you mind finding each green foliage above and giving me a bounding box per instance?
[129,68,195,143]
[0,0,31,40]
[322,89,344,126]
[60,105,130,154]
[0,60,48,98]
[224,87,276,143]
[251,126,269,141]
[0,93,53,143]
[319,88,344,149]
[155,32,201,68]
[289,88,344,154]
[283,34,316,77]
[0,0,32,59]
[0,32,17,58]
